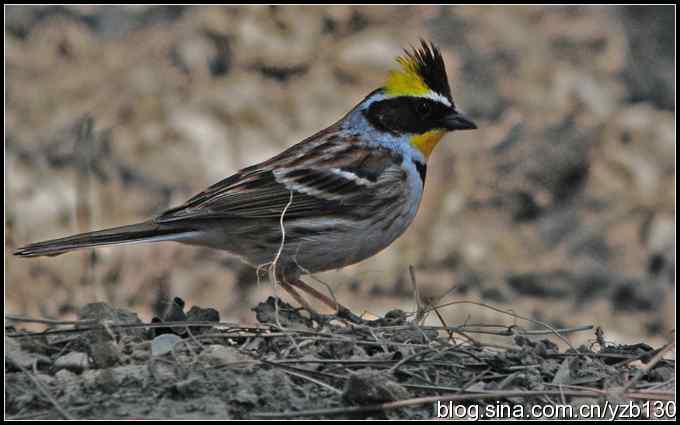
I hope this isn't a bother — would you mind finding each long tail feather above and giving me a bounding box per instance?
[13,221,190,258]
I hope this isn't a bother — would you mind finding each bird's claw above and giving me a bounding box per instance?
[305,307,366,325]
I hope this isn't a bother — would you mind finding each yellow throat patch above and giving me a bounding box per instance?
[385,56,430,97]
[410,130,446,158]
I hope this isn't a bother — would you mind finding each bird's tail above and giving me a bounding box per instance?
[13,221,191,258]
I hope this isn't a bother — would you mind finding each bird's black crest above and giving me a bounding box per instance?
[404,40,453,101]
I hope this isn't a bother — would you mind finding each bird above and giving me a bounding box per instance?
[14,40,477,321]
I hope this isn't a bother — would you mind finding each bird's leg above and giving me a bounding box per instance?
[288,278,364,324]
[272,267,313,315]
[274,275,333,324]
[278,280,315,315]
[280,281,346,324]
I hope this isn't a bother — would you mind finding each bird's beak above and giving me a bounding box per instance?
[444,111,477,131]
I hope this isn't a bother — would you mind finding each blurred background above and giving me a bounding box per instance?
[5,5,675,346]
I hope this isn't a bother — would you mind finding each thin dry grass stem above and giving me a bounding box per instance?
[408,266,481,347]
[351,323,592,337]
[5,317,593,348]
[184,326,205,351]
[401,383,464,393]
[642,379,675,392]
[451,324,593,337]
[621,340,675,393]
[431,307,455,343]
[277,368,343,394]
[410,324,434,346]
[595,326,607,349]
[5,315,96,326]
[99,321,120,343]
[367,327,390,354]
[170,336,199,367]
[460,368,493,391]
[408,265,425,325]
[260,359,344,395]
[6,320,255,339]
[268,191,295,330]
[428,346,489,370]
[388,348,436,374]
[393,369,434,386]
[428,299,577,350]
[10,358,75,420]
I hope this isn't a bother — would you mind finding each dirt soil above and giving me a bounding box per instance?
[5,299,675,419]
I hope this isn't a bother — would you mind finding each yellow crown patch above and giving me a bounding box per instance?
[384,56,431,97]
[383,41,452,101]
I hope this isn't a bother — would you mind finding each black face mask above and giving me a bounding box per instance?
[363,96,475,135]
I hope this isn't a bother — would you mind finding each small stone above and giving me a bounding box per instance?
[172,376,201,397]
[649,364,674,382]
[147,360,177,383]
[54,369,78,382]
[5,336,51,370]
[464,382,487,392]
[343,370,409,405]
[34,373,54,385]
[160,297,187,322]
[78,302,141,325]
[131,349,150,362]
[94,369,118,394]
[151,334,183,357]
[77,302,144,339]
[185,305,220,322]
[202,345,250,366]
[109,365,148,385]
[185,305,220,335]
[253,297,312,329]
[552,358,572,385]
[54,352,90,373]
[90,341,120,369]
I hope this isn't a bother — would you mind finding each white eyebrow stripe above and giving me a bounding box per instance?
[420,91,452,107]
[382,90,452,108]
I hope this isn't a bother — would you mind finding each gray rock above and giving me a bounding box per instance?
[78,302,142,325]
[78,302,144,339]
[5,336,51,370]
[91,341,121,369]
[54,369,78,382]
[202,345,250,366]
[151,333,182,357]
[54,351,90,373]
[343,369,409,405]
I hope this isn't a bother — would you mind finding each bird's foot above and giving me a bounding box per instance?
[303,307,365,325]
[336,306,366,324]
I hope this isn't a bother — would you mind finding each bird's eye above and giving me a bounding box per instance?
[416,101,432,117]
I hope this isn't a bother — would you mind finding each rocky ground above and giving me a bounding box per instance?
[5,300,675,419]
[4,5,676,419]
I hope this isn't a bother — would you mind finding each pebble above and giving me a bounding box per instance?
[54,352,90,373]
[202,345,250,366]
[151,334,183,357]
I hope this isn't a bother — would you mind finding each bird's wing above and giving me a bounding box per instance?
[155,129,404,222]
